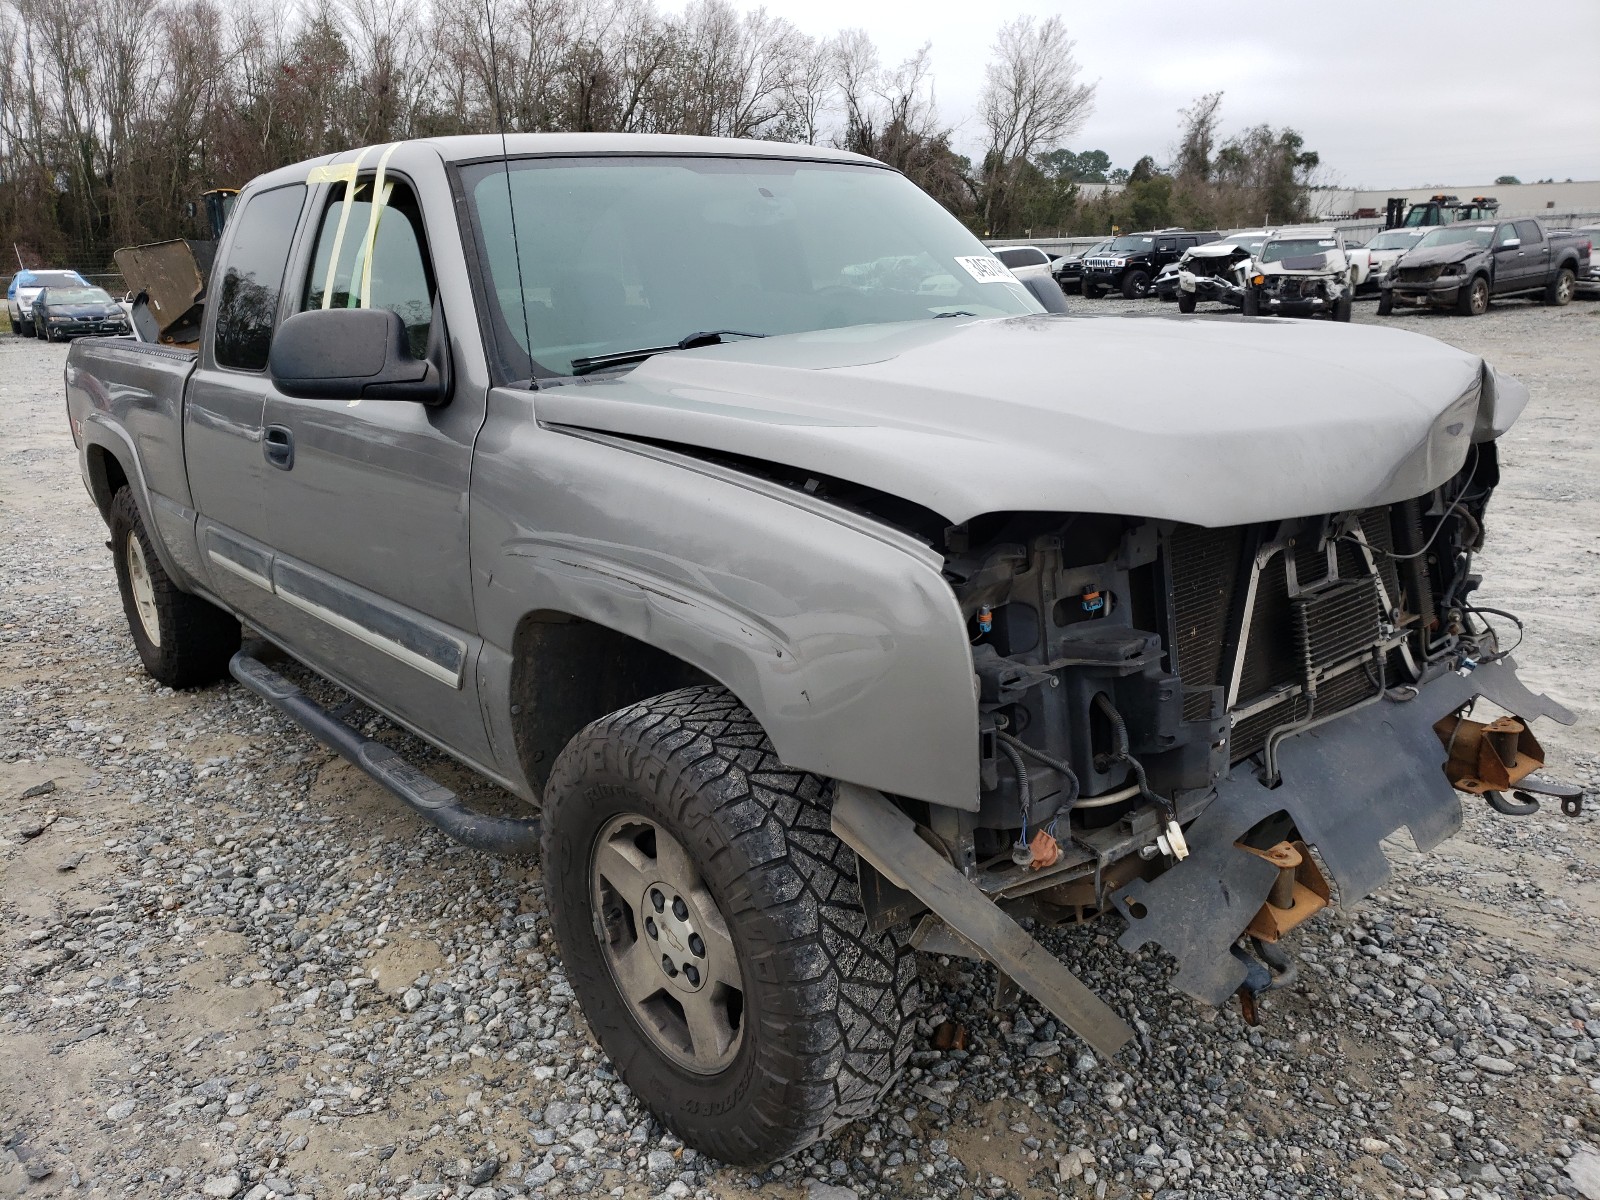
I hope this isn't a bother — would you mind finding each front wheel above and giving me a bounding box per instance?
[1177,293,1196,314]
[109,487,240,687]
[1456,276,1490,316]
[1241,288,1260,317]
[1377,291,1394,316]
[1332,295,1353,322]
[1121,269,1151,299]
[1083,282,1102,299]
[1544,267,1575,307]
[542,686,921,1166]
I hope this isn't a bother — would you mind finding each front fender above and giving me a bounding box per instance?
[471,393,980,810]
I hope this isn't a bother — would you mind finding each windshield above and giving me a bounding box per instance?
[1259,237,1338,264]
[1366,230,1426,251]
[461,156,1040,378]
[1108,236,1154,253]
[43,287,113,305]
[1416,226,1495,250]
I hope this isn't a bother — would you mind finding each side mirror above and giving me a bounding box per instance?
[268,305,450,404]
[1022,274,1069,314]
[1498,238,1520,250]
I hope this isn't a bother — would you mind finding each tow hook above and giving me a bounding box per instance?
[1435,712,1585,817]
[1486,772,1585,818]
[1230,937,1299,1026]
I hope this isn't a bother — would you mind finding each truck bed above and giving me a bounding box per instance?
[66,336,198,527]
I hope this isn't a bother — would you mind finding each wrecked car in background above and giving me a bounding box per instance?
[1176,230,1271,312]
[1378,218,1590,316]
[1083,228,1219,298]
[1242,229,1356,320]
[1356,227,1433,293]
[63,132,1577,1167]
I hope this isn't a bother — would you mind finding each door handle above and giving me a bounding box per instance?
[264,425,294,470]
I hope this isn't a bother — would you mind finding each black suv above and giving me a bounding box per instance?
[1083,229,1220,298]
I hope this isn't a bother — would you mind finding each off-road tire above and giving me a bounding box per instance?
[1083,282,1102,299]
[1377,291,1394,316]
[108,487,240,688]
[1456,275,1489,316]
[1544,267,1575,307]
[1177,293,1196,314]
[1121,269,1150,299]
[541,685,921,1166]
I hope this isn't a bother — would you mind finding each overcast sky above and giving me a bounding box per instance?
[704,0,1600,189]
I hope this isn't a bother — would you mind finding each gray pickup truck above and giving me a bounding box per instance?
[1378,217,1590,315]
[66,133,1577,1166]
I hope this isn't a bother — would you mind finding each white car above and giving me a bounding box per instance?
[7,268,89,338]
[1176,230,1273,311]
[991,245,1056,284]
[1243,229,1357,321]
[1353,227,1433,292]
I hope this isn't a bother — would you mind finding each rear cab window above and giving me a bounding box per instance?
[1514,220,1543,245]
[213,185,307,371]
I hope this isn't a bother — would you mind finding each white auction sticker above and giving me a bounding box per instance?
[954,255,1015,283]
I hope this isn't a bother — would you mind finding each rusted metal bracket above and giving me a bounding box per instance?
[1435,712,1544,794]
[833,782,1134,1060]
[1237,840,1330,942]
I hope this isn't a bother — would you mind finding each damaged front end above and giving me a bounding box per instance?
[1246,234,1354,319]
[1178,247,1253,309]
[838,436,1573,1052]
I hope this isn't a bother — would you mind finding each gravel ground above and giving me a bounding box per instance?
[4,296,1600,1200]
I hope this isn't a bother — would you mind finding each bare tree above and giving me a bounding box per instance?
[977,14,1094,232]
[1174,90,1222,182]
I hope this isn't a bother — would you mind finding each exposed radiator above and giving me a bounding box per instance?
[1167,509,1395,763]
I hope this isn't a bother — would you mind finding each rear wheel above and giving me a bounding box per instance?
[1544,267,1575,307]
[541,686,921,1166]
[1121,269,1151,299]
[1456,275,1490,316]
[1177,293,1196,314]
[109,487,240,688]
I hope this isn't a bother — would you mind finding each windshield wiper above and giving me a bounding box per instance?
[569,330,767,376]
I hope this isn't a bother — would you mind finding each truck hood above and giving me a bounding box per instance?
[1185,242,1249,260]
[1396,242,1485,269]
[534,314,1526,527]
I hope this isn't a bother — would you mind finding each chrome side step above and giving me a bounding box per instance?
[832,783,1134,1060]
[228,651,541,856]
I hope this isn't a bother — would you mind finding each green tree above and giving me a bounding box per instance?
[1037,147,1111,182]
[1494,175,1521,186]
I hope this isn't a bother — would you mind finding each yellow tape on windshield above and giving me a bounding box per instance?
[319,146,375,310]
